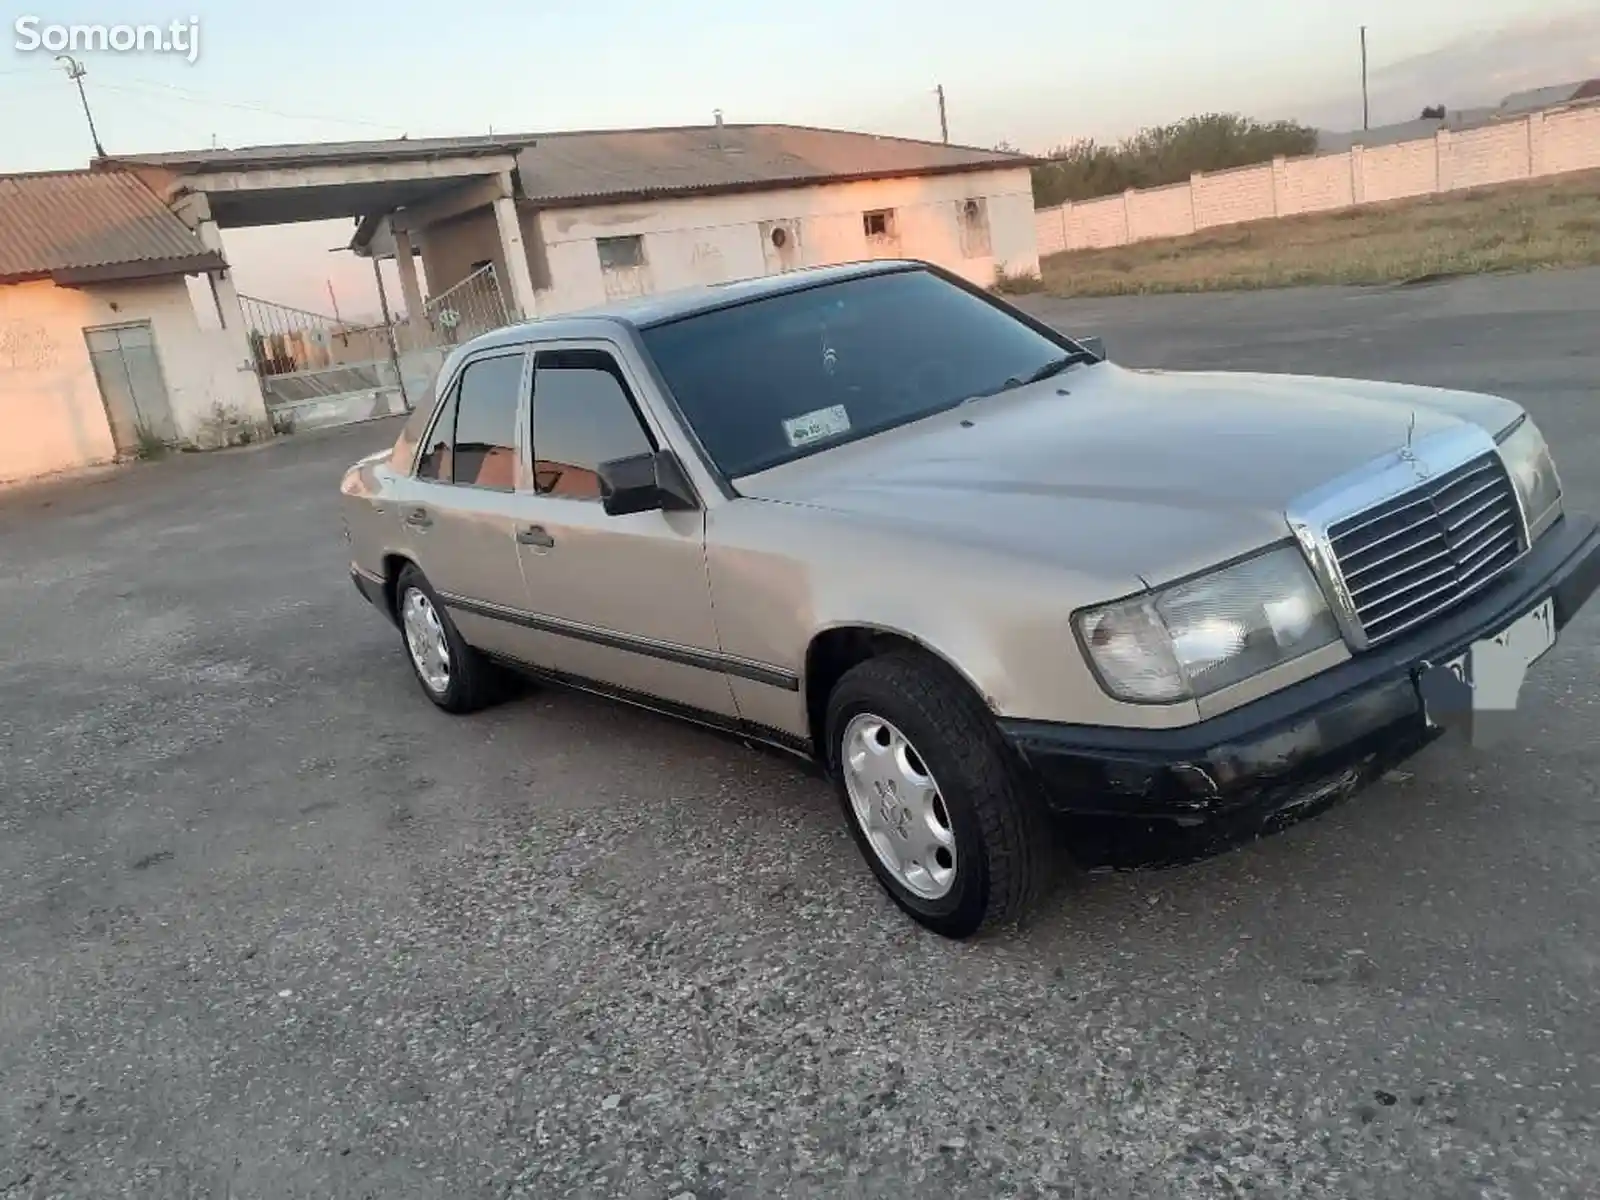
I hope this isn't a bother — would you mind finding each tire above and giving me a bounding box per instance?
[394,563,508,714]
[825,650,1055,939]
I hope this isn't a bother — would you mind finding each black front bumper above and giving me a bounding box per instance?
[1002,514,1600,825]
[351,565,394,623]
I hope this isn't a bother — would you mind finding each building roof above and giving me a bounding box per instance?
[1498,78,1600,115]
[511,124,1033,206]
[98,122,1033,210]
[1316,77,1600,154]
[97,134,534,172]
[0,170,224,286]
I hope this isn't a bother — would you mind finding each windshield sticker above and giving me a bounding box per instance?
[782,404,851,448]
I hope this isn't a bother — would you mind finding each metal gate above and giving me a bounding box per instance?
[419,263,511,347]
[242,264,510,434]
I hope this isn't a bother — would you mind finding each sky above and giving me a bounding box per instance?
[3,0,1596,315]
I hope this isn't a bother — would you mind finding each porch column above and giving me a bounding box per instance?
[185,195,270,424]
[393,230,427,341]
[492,183,539,322]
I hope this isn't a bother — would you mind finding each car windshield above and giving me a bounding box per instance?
[638,268,1088,478]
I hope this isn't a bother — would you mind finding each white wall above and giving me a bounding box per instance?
[0,275,269,484]
[1035,105,1600,257]
[529,167,1039,316]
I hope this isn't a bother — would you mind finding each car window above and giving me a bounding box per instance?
[637,268,1078,477]
[414,382,459,481]
[531,349,655,501]
[450,353,525,491]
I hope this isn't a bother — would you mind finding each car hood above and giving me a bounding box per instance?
[735,363,1522,588]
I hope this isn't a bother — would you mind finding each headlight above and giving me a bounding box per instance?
[1498,416,1562,540]
[1075,545,1341,704]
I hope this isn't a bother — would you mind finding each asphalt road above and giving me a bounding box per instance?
[4,269,1599,1200]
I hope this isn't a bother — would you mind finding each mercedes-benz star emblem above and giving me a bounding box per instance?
[1397,444,1431,480]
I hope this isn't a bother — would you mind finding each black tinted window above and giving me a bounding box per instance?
[415,384,459,481]
[531,350,654,501]
[638,269,1074,477]
[451,353,524,490]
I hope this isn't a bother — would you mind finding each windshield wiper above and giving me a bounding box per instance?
[1020,350,1095,385]
[964,351,1093,403]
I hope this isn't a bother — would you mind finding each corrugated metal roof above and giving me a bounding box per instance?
[99,123,1031,205]
[512,124,1028,206]
[1497,79,1600,115]
[0,170,223,284]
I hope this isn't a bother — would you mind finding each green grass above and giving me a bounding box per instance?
[1040,169,1600,297]
[132,423,168,460]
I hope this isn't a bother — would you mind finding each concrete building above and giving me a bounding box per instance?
[0,170,271,485]
[357,123,1041,317]
[106,123,1040,329]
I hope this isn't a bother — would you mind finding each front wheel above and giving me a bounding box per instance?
[825,651,1055,938]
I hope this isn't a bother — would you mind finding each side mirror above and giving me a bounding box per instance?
[1076,334,1106,362]
[597,449,697,516]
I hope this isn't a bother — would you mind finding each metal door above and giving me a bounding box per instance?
[84,323,178,452]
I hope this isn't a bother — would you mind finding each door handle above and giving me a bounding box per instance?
[404,506,433,529]
[517,525,555,549]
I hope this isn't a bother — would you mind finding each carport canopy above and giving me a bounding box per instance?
[94,135,546,321]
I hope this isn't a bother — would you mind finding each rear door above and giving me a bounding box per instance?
[390,348,543,661]
[512,343,738,718]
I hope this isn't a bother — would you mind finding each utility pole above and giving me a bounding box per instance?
[935,84,949,143]
[371,257,409,410]
[1360,26,1370,131]
[56,55,106,158]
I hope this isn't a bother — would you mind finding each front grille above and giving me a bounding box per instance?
[1328,451,1523,646]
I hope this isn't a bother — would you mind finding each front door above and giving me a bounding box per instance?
[84,322,178,453]
[514,343,737,719]
[392,348,550,662]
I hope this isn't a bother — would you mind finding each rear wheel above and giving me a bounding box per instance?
[825,650,1055,938]
[395,563,507,713]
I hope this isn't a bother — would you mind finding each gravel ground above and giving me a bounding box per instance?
[3,269,1599,1199]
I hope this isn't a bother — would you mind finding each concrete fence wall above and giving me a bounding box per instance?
[1035,105,1600,258]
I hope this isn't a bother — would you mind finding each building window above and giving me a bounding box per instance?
[958,197,992,258]
[862,210,896,239]
[596,235,646,271]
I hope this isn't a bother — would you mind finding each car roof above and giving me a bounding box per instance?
[459,258,925,354]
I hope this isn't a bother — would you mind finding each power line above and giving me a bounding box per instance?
[90,85,215,145]
[95,77,407,133]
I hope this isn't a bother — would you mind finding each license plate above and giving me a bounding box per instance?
[1417,597,1556,747]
